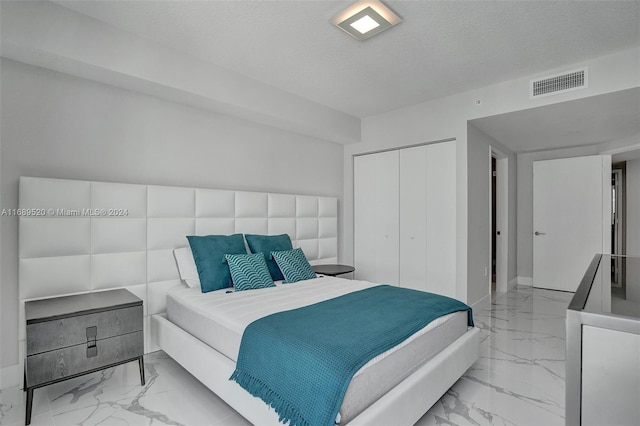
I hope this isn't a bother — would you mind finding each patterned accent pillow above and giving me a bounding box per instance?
[225,253,276,291]
[271,248,317,283]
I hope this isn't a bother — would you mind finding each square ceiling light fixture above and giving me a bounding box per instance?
[331,0,402,41]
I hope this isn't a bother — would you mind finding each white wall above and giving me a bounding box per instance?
[467,124,517,303]
[625,159,640,303]
[0,0,360,145]
[0,59,344,371]
[627,159,640,256]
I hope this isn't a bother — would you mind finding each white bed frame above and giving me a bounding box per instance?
[18,176,480,425]
[152,314,479,426]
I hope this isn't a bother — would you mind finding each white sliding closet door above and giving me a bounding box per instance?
[354,150,400,284]
[399,146,427,290]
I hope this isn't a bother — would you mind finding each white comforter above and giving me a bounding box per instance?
[166,276,454,376]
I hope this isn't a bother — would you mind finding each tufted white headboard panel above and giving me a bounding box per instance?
[18,176,338,352]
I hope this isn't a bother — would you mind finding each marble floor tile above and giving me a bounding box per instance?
[1,285,571,426]
[416,286,572,426]
[0,385,52,426]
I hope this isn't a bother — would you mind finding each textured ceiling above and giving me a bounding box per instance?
[54,0,640,118]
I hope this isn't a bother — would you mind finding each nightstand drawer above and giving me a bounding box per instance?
[25,331,143,387]
[26,305,142,355]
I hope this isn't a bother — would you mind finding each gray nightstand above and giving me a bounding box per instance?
[312,264,355,277]
[24,289,144,425]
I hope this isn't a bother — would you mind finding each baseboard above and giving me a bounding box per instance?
[471,292,491,308]
[517,276,533,286]
[1,363,22,390]
[508,277,518,290]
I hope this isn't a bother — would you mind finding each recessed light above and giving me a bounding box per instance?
[331,0,402,41]
[350,15,381,34]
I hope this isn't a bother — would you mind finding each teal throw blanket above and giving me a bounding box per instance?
[230,285,473,426]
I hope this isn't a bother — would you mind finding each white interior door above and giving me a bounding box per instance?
[533,155,611,291]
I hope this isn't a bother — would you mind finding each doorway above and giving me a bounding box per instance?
[490,147,508,294]
[491,157,497,293]
[611,164,626,289]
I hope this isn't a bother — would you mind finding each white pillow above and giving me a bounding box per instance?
[173,247,201,288]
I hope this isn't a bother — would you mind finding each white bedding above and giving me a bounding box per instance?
[166,276,457,376]
[166,276,469,423]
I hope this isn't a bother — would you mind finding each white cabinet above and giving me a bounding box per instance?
[354,141,456,297]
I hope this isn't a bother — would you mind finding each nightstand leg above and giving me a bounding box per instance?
[25,387,33,425]
[138,356,145,386]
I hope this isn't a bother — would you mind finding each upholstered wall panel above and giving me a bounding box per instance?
[91,182,147,217]
[19,218,90,258]
[236,192,268,218]
[296,196,318,217]
[195,218,236,236]
[90,252,146,290]
[268,194,296,217]
[148,280,182,316]
[235,218,268,235]
[319,238,339,260]
[19,177,90,212]
[19,255,91,300]
[147,218,195,250]
[268,218,296,238]
[125,284,148,316]
[18,177,339,354]
[296,240,319,261]
[318,218,338,239]
[148,250,181,282]
[296,218,319,240]
[147,186,195,218]
[91,219,147,254]
[196,189,235,217]
[318,197,338,218]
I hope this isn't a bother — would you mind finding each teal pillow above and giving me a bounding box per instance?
[245,234,293,281]
[271,248,317,283]
[187,234,246,293]
[225,253,276,291]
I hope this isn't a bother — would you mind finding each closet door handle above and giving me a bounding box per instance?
[534,231,546,236]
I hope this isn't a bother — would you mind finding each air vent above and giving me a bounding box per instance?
[530,68,588,98]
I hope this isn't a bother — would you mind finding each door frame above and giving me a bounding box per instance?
[490,146,509,293]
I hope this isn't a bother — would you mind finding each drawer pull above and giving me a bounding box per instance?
[86,326,97,339]
[87,343,97,358]
[86,326,97,358]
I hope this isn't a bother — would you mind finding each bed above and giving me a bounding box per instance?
[17,176,480,426]
[166,275,474,423]
[154,267,478,426]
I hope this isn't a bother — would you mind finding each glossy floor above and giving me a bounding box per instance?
[0,286,571,426]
